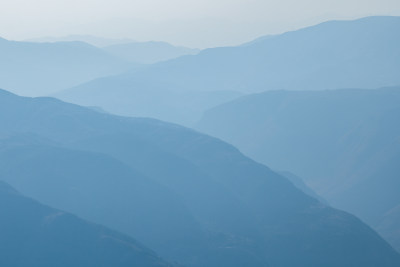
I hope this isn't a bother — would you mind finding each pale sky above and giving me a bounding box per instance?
[0,0,399,48]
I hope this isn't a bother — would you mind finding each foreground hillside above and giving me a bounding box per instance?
[1,88,399,266]
[0,181,173,267]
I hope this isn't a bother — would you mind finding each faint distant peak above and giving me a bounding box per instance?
[25,35,135,47]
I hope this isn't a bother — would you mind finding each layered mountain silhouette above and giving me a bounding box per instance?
[0,37,134,96]
[1,88,399,266]
[56,16,400,125]
[197,86,400,251]
[0,180,173,267]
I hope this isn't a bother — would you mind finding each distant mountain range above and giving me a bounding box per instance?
[133,15,399,93]
[1,88,399,266]
[0,181,173,267]
[0,37,133,96]
[196,86,400,252]
[56,16,400,125]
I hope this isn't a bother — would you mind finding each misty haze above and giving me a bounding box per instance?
[0,0,400,266]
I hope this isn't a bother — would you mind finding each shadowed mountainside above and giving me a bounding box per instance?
[0,181,174,267]
[0,88,399,266]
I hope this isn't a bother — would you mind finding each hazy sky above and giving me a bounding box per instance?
[1,0,399,48]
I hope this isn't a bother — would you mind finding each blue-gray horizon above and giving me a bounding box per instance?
[0,0,399,48]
